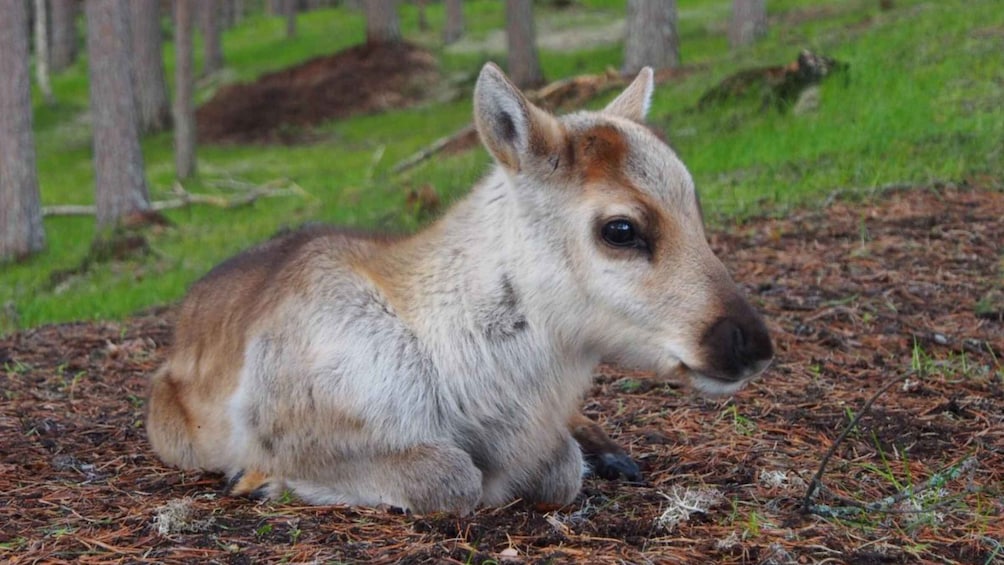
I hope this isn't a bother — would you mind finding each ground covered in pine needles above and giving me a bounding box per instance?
[2,184,1002,564]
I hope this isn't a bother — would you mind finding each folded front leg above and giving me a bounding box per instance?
[285,442,484,515]
[569,412,642,482]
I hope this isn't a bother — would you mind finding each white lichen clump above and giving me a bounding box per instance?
[758,469,807,490]
[655,486,724,531]
[152,497,216,536]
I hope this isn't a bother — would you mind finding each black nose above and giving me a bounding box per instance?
[702,300,773,381]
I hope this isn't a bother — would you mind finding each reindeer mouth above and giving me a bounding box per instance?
[688,372,751,397]
[677,361,770,398]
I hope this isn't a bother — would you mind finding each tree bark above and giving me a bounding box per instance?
[505,0,544,88]
[84,0,151,230]
[199,0,225,75]
[174,0,197,180]
[49,0,78,72]
[624,0,679,74]
[129,0,172,133]
[33,0,56,104]
[416,0,428,32]
[364,0,400,45]
[0,0,46,261]
[285,0,297,38]
[729,0,767,49]
[443,0,464,44]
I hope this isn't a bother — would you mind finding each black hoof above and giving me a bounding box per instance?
[224,470,245,494]
[587,452,642,482]
[248,484,272,501]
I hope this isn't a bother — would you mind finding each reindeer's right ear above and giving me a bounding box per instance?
[474,63,559,172]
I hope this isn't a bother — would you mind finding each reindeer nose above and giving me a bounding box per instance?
[702,301,773,381]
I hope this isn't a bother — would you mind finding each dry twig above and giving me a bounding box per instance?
[42,179,308,217]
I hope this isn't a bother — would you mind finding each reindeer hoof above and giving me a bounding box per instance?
[587,452,642,482]
[225,469,276,500]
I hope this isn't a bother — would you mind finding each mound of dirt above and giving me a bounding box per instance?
[197,42,441,144]
[2,185,1002,563]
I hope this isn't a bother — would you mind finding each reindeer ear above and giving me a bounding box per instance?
[474,63,559,172]
[603,67,655,123]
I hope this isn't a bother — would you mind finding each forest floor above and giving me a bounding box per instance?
[1,184,1002,564]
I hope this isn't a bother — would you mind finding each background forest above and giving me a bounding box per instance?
[1,0,999,332]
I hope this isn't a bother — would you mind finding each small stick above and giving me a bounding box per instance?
[801,370,915,511]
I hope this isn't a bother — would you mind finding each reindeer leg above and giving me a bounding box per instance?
[569,412,641,482]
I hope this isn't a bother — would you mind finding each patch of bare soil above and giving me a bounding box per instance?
[2,185,1002,563]
[196,42,441,144]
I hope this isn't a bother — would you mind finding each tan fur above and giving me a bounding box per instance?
[146,64,772,514]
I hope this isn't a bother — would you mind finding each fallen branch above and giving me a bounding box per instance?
[390,125,476,175]
[391,68,629,176]
[42,179,308,217]
[808,456,977,518]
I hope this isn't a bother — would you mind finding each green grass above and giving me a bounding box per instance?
[2,0,1001,332]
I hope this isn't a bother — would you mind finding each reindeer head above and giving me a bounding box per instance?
[473,63,773,395]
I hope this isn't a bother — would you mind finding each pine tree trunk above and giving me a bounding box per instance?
[200,0,225,75]
[505,0,544,88]
[624,0,679,74]
[84,0,151,230]
[220,0,238,29]
[729,0,767,49]
[364,0,400,45]
[174,0,197,180]
[49,0,78,72]
[416,0,428,32]
[443,0,464,44]
[0,0,46,261]
[129,0,172,133]
[33,0,56,104]
[285,0,297,38]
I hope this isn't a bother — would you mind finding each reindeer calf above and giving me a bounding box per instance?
[146,64,773,514]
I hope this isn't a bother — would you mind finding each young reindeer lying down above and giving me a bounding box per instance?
[146,64,773,515]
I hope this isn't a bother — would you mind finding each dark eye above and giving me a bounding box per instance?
[601,219,639,247]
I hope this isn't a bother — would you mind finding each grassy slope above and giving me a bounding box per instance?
[1,0,1001,332]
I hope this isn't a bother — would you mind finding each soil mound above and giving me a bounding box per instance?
[196,42,440,144]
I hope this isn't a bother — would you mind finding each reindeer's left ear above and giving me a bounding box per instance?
[603,67,655,123]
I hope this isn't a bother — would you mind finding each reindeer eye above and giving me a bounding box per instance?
[601,219,640,248]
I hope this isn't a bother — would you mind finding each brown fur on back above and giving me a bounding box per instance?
[148,225,399,470]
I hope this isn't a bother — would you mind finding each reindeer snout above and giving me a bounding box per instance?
[701,298,773,382]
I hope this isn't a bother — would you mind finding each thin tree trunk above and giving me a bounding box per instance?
[416,0,428,31]
[505,0,544,88]
[174,0,197,180]
[729,0,767,49]
[199,0,225,75]
[364,0,400,44]
[130,0,172,133]
[33,0,56,105]
[285,0,297,38]
[624,0,679,74]
[49,0,78,71]
[443,0,463,44]
[0,0,46,261]
[84,0,151,230]
[220,0,236,29]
